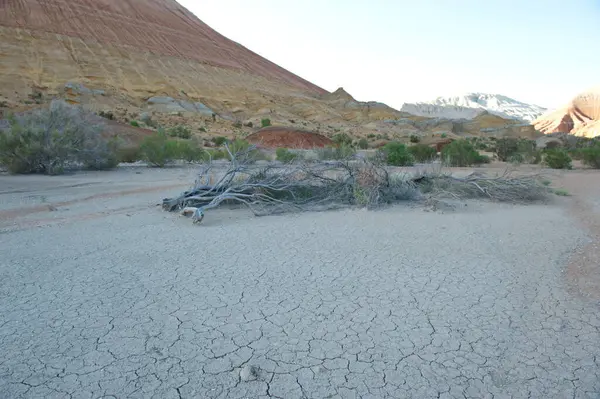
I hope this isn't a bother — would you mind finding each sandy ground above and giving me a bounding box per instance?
[1,164,599,398]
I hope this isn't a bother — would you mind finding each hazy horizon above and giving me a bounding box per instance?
[177,0,600,110]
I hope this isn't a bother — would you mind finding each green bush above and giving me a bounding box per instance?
[226,139,250,155]
[543,149,572,169]
[212,136,228,146]
[175,140,207,163]
[139,130,180,167]
[0,103,119,174]
[381,142,414,166]
[408,144,436,163]
[276,148,298,162]
[261,118,271,128]
[474,153,491,165]
[130,120,140,127]
[409,135,420,144]
[581,145,600,168]
[441,140,482,167]
[495,138,519,161]
[333,133,353,147]
[167,125,192,139]
[358,138,369,149]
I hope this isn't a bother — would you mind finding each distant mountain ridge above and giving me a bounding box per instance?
[401,93,547,123]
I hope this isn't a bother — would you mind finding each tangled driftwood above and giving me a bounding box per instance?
[162,144,550,224]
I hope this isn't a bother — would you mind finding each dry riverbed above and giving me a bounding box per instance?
[1,165,599,398]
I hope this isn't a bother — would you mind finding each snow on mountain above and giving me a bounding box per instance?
[401,93,547,123]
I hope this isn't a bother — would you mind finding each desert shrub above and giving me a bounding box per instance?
[441,140,481,167]
[381,142,414,166]
[212,136,228,146]
[175,141,205,163]
[474,153,491,164]
[409,135,420,144]
[0,103,119,174]
[333,133,353,147]
[408,144,436,163]
[441,133,448,138]
[543,149,572,169]
[261,118,271,128]
[316,144,356,160]
[244,122,253,128]
[475,141,487,150]
[227,139,250,155]
[581,145,600,168]
[199,126,207,132]
[276,148,298,162]
[118,147,141,163]
[139,130,180,167]
[495,138,519,161]
[130,120,140,127]
[367,133,376,139]
[358,138,369,149]
[167,125,192,139]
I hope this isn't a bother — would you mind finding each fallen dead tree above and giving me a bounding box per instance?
[162,144,550,224]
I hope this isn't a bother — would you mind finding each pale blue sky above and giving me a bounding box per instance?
[178,0,600,110]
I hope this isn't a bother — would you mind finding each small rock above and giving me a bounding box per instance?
[240,365,258,382]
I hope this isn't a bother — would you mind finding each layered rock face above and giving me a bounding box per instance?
[0,0,324,97]
[534,87,600,138]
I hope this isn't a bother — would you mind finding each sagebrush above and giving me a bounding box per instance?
[0,102,119,174]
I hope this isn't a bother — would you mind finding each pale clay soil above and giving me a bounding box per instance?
[0,163,599,398]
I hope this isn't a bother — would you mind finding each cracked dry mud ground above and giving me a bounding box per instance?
[1,184,600,398]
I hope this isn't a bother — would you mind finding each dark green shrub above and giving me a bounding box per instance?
[244,122,253,128]
[441,140,481,167]
[276,148,297,162]
[409,135,420,144]
[441,133,448,138]
[381,142,414,166]
[543,149,572,169]
[261,118,271,128]
[167,125,192,139]
[495,138,519,161]
[139,130,179,167]
[358,138,369,149]
[474,153,491,165]
[199,126,207,132]
[408,144,436,163]
[0,104,119,174]
[367,133,376,139]
[212,136,228,146]
[130,120,140,127]
[581,145,600,168]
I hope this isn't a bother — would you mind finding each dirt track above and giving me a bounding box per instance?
[1,165,599,398]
